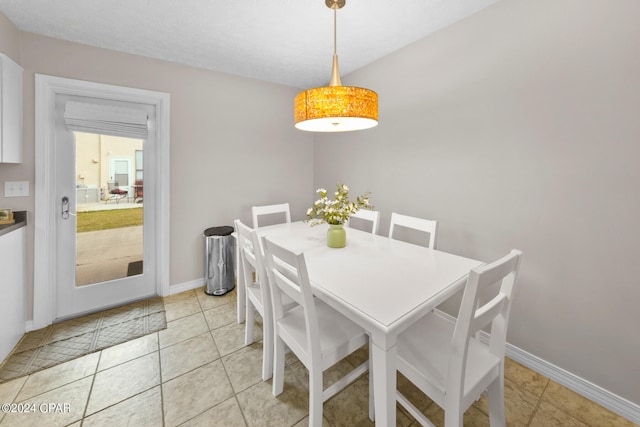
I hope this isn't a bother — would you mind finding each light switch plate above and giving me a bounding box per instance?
[4,181,29,197]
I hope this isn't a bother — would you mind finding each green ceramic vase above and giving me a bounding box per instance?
[327,224,346,248]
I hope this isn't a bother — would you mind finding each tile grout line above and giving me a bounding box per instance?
[525,377,551,427]
[155,332,166,427]
[533,380,604,427]
[79,351,163,424]
[220,359,252,426]
[78,348,103,426]
[205,299,251,427]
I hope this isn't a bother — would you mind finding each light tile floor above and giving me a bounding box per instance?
[0,288,636,427]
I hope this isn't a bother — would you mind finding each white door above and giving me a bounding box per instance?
[109,158,132,192]
[55,96,157,320]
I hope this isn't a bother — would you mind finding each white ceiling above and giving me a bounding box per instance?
[0,0,499,89]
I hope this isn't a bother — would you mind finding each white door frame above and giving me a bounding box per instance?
[34,75,171,330]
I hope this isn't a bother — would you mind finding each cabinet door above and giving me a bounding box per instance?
[0,228,26,361]
[0,53,23,163]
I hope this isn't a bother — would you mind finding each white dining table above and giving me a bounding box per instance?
[254,221,483,426]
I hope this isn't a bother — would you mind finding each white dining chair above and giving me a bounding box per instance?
[242,201,290,324]
[251,203,291,228]
[235,219,294,381]
[263,236,373,426]
[388,212,438,249]
[346,209,380,234]
[395,249,523,427]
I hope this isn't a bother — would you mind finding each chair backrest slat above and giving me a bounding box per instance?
[469,293,507,337]
[389,212,438,249]
[252,203,292,228]
[239,231,258,270]
[347,209,380,234]
[264,238,307,306]
[271,267,305,306]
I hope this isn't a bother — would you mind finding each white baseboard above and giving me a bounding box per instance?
[25,320,34,333]
[432,310,640,425]
[168,277,205,295]
[169,276,238,297]
[505,342,640,425]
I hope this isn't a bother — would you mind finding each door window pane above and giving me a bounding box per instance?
[75,133,144,286]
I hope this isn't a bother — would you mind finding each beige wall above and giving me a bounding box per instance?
[0,25,314,323]
[75,133,101,188]
[0,12,20,62]
[314,0,640,406]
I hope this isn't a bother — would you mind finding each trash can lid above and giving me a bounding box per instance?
[204,226,234,237]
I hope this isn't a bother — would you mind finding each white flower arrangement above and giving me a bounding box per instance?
[306,183,372,226]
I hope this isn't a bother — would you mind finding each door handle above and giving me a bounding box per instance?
[61,196,76,220]
[62,196,69,219]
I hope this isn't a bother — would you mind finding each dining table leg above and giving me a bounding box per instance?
[371,338,397,426]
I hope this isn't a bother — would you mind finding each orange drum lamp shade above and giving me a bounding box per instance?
[294,0,378,133]
[294,86,378,132]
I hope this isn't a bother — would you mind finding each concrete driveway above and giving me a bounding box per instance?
[76,225,143,286]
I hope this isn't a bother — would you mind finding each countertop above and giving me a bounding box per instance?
[0,211,27,237]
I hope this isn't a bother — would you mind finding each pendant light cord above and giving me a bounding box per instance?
[329,7,342,86]
[333,9,337,55]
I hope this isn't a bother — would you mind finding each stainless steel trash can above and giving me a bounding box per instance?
[204,226,235,296]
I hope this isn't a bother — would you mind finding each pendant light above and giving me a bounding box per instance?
[294,0,378,132]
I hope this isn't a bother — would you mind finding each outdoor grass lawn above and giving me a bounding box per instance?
[77,208,143,232]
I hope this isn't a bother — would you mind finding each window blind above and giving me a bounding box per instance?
[64,101,148,139]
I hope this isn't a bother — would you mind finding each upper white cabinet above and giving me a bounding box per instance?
[0,52,23,163]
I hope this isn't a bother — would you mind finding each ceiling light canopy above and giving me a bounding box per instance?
[294,0,378,133]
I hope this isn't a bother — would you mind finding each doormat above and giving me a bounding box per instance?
[0,296,166,383]
[127,260,143,276]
